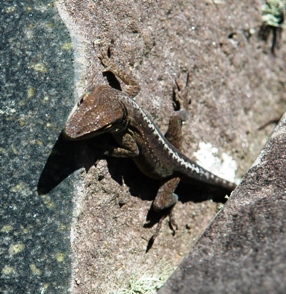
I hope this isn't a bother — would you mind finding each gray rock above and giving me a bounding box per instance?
[160,114,286,293]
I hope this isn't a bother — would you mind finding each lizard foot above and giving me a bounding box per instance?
[146,213,166,252]
[97,39,115,72]
[146,206,178,252]
[96,40,140,97]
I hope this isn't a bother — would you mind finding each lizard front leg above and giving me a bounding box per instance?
[98,42,140,98]
[104,132,139,158]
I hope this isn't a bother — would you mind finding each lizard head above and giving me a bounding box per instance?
[63,86,128,140]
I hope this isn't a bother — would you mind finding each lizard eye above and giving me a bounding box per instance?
[78,93,88,106]
[78,98,83,106]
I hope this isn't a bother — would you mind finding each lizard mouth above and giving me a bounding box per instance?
[63,123,111,140]
[63,121,123,141]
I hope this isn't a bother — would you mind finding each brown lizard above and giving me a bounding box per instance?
[63,45,236,242]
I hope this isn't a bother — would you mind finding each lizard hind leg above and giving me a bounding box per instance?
[149,74,191,244]
[150,177,180,243]
[153,177,180,212]
[165,110,188,150]
[165,73,191,150]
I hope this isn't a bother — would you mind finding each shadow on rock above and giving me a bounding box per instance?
[37,131,232,229]
[37,131,104,195]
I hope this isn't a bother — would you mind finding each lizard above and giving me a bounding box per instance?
[63,44,236,242]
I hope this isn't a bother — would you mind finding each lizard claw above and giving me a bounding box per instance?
[169,208,178,235]
[146,206,178,252]
[146,215,165,252]
[173,72,191,111]
[97,39,115,68]
[98,52,110,68]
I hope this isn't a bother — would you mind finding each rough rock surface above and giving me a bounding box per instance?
[54,0,286,292]
[2,0,285,293]
[160,113,286,293]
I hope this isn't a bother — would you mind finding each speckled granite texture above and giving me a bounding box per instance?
[0,1,74,293]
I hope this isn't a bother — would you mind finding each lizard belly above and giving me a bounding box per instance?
[132,146,174,180]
